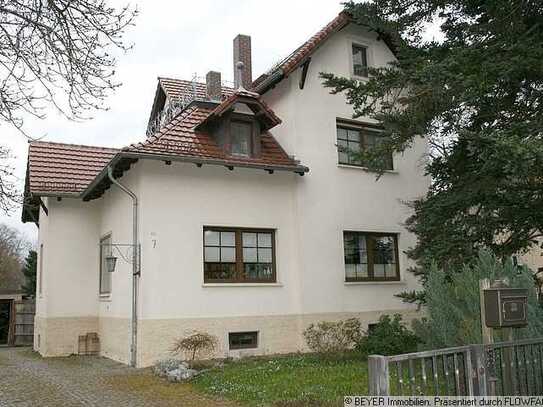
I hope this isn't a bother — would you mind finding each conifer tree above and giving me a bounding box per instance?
[21,250,37,297]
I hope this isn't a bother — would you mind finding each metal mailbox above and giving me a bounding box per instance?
[483,288,528,328]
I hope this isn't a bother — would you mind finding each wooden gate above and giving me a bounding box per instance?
[13,300,34,346]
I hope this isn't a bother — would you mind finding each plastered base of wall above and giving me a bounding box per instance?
[99,317,130,365]
[34,316,98,357]
[137,309,421,367]
[34,310,421,367]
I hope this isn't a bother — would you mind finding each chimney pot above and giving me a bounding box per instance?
[233,34,252,89]
[206,71,222,101]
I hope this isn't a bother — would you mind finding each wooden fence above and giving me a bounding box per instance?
[369,337,543,396]
[13,300,34,346]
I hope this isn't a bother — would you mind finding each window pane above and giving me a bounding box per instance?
[221,247,235,262]
[242,232,257,247]
[338,138,348,152]
[205,263,236,280]
[259,264,273,279]
[347,129,361,142]
[352,44,368,77]
[384,263,396,278]
[258,233,272,248]
[100,235,112,294]
[221,231,235,247]
[337,127,348,140]
[258,248,272,263]
[244,263,258,279]
[231,121,252,156]
[243,247,257,262]
[346,264,368,279]
[244,263,273,280]
[204,230,220,246]
[370,235,398,279]
[372,236,395,264]
[204,247,220,262]
[373,264,386,278]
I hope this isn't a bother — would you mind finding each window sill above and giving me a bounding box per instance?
[338,164,398,174]
[344,281,406,286]
[99,294,112,302]
[351,74,370,82]
[202,283,283,288]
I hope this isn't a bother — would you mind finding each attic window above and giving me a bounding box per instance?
[352,44,368,78]
[231,120,252,157]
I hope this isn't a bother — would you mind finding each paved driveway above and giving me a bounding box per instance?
[0,347,237,406]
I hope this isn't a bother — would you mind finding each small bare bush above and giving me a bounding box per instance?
[171,331,218,367]
[303,318,362,354]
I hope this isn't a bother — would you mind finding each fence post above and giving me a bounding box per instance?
[369,355,390,395]
[470,344,488,396]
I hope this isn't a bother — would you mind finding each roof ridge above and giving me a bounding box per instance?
[158,76,234,89]
[30,140,120,151]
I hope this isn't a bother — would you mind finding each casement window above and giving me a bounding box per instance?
[38,243,43,295]
[352,44,369,77]
[230,120,252,157]
[99,234,112,294]
[343,232,400,282]
[229,331,258,350]
[203,227,275,283]
[336,122,393,170]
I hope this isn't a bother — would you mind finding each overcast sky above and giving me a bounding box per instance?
[1,0,344,242]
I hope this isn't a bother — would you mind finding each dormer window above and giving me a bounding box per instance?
[231,120,252,157]
[352,44,368,78]
[195,89,282,160]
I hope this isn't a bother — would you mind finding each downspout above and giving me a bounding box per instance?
[107,166,139,367]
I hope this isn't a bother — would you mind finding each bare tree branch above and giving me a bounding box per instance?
[0,0,138,137]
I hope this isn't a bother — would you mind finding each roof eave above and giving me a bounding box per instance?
[120,151,309,174]
[253,70,284,94]
[80,150,309,202]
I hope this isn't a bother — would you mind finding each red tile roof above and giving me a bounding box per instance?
[199,89,282,131]
[252,12,351,90]
[158,77,234,101]
[27,142,118,195]
[126,104,302,170]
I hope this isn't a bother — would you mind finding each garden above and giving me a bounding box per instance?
[152,252,543,405]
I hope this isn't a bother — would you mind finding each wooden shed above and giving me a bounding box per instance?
[0,289,34,347]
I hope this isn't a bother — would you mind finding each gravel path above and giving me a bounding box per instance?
[0,347,238,407]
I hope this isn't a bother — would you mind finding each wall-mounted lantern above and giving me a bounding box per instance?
[105,255,118,273]
[100,242,140,276]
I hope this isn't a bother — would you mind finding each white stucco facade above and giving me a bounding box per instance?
[33,22,429,367]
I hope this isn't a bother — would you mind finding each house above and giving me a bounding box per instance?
[22,11,429,367]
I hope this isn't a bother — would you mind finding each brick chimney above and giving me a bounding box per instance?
[233,34,252,89]
[206,71,222,101]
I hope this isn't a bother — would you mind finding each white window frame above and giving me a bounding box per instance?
[348,39,374,80]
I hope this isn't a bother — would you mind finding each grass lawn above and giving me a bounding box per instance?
[192,353,368,406]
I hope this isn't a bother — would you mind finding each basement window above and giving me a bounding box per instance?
[229,331,258,350]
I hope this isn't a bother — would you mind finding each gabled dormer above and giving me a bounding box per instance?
[196,89,281,159]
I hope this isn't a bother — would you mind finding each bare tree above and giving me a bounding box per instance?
[0,0,138,134]
[0,146,18,213]
[0,0,138,213]
[0,223,30,290]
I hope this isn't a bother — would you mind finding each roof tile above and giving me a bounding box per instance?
[28,142,117,194]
